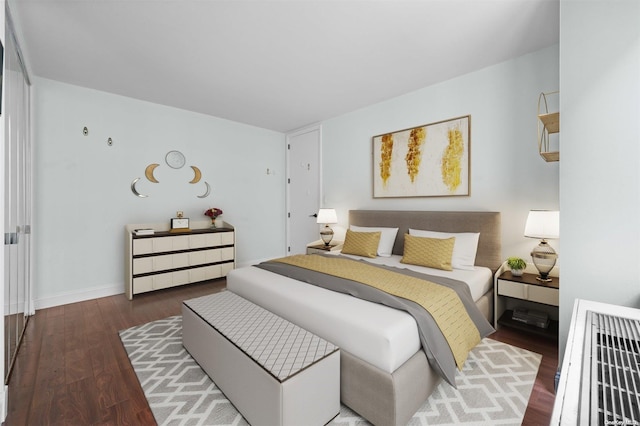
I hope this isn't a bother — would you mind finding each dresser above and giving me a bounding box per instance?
[125,222,235,299]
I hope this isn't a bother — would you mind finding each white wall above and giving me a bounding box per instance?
[32,78,286,308]
[321,45,560,260]
[559,0,640,357]
[31,44,561,310]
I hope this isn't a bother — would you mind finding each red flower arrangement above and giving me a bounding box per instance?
[204,208,223,219]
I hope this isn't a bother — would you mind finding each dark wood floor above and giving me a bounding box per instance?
[3,279,557,425]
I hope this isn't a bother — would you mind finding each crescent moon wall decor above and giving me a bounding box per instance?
[130,178,149,198]
[189,166,202,184]
[145,163,160,183]
[197,181,211,198]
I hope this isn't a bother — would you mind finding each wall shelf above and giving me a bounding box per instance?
[537,92,559,162]
[538,112,559,134]
[540,151,560,162]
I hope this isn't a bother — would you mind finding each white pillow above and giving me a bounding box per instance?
[349,225,399,257]
[408,229,480,270]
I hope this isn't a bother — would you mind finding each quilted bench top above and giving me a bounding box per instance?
[183,291,338,382]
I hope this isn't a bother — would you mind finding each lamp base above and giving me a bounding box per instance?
[535,274,553,283]
[531,240,557,283]
[320,225,334,246]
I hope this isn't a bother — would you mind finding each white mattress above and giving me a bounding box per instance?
[225,256,492,374]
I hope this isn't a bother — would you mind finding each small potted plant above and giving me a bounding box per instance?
[507,256,527,276]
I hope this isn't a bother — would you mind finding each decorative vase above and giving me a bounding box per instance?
[214,217,224,228]
[511,268,524,277]
[210,218,217,228]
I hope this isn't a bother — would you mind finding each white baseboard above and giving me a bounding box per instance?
[34,283,124,310]
[0,384,7,422]
[33,260,267,311]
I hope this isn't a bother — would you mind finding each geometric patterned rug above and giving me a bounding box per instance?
[119,315,541,426]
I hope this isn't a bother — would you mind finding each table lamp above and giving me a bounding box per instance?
[524,210,559,282]
[317,208,338,246]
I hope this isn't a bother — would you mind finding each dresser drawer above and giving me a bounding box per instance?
[221,232,234,245]
[189,231,234,249]
[133,276,153,294]
[190,233,222,249]
[154,235,189,252]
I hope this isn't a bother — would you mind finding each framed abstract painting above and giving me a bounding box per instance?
[372,115,470,198]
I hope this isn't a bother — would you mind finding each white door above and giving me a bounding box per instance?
[286,125,321,254]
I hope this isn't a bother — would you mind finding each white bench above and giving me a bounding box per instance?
[182,291,340,426]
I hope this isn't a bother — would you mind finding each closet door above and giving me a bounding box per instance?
[3,12,33,382]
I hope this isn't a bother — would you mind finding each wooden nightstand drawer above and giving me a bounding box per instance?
[498,279,559,306]
[498,279,525,298]
[528,285,559,306]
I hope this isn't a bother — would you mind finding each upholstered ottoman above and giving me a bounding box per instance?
[182,291,340,426]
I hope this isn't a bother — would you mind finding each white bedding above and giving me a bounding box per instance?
[225,255,492,374]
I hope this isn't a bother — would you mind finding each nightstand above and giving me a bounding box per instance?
[306,242,342,255]
[494,270,559,339]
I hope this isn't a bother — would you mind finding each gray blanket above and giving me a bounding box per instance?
[257,254,494,387]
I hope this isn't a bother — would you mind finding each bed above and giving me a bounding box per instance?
[226,210,501,425]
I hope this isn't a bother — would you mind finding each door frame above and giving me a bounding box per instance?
[285,124,322,255]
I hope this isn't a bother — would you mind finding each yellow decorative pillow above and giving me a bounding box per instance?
[401,234,455,271]
[341,229,381,258]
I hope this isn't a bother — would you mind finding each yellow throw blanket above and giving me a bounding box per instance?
[272,254,481,370]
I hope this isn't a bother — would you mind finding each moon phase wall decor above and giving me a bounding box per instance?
[197,181,211,198]
[165,150,186,169]
[145,163,160,183]
[130,178,148,198]
[189,166,202,184]
[130,151,211,198]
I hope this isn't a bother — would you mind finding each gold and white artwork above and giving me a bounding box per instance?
[372,115,470,198]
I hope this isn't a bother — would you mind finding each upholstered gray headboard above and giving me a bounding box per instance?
[348,210,502,272]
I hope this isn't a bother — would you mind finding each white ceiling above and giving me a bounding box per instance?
[10,0,559,133]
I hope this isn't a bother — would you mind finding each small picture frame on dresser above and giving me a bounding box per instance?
[170,217,190,232]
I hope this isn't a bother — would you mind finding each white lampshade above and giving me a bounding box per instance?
[316,208,338,224]
[524,210,559,239]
